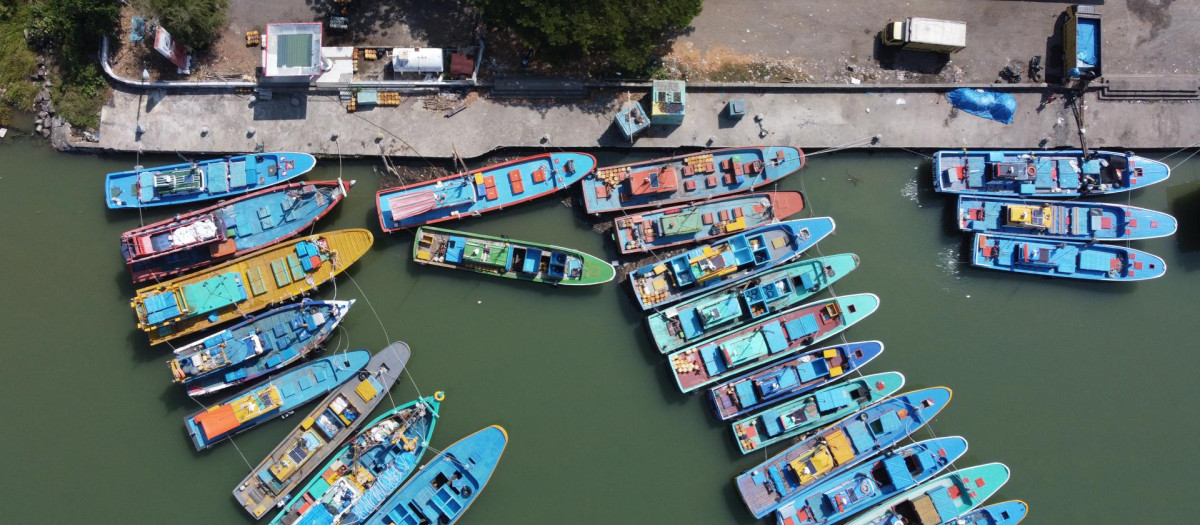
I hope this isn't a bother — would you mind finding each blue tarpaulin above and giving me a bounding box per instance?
[946,88,1017,124]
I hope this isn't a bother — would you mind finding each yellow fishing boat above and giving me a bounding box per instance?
[131,229,373,345]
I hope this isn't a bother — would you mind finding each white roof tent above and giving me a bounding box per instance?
[264,23,323,77]
[391,48,444,73]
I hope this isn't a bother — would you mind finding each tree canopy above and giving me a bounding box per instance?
[470,0,701,73]
[147,0,230,50]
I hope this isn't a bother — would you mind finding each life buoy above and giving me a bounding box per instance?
[434,391,445,402]
[1026,166,1036,176]
[459,486,473,498]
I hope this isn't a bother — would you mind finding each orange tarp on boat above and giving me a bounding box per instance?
[195,404,240,440]
[630,167,678,196]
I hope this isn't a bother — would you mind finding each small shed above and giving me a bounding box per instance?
[391,47,444,74]
[651,80,686,126]
[615,102,650,140]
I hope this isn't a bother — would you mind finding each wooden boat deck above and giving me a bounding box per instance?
[413,226,614,285]
[613,191,804,254]
[132,229,373,345]
[235,343,411,519]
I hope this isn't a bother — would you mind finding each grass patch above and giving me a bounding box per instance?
[0,3,40,117]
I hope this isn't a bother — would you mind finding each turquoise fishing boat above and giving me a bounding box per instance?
[413,226,615,285]
[668,293,879,393]
[235,344,412,519]
[582,146,805,214]
[612,191,805,254]
[736,387,953,519]
[376,153,595,231]
[169,299,354,397]
[732,372,905,454]
[268,393,443,525]
[106,152,316,209]
[646,254,859,354]
[934,149,1168,197]
[183,351,370,451]
[949,500,1029,525]
[629,218,835,311]
[363,425,508,525]
[957,195,1177,241]
[841,463,1011,525]
[122,180,352,283]
[973,233,1166,281]
[774,436,968,525]
[710,341,885,421]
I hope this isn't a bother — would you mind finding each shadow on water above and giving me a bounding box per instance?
[1167,180,1200,270]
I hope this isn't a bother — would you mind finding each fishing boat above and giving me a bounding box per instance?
[363,425,508,525]
[933,149,1168,197]
[169,300,353,397]
[132,229,373,345]
[841,463,1010,525]
[957,195,1177,241]
[376,152,596,232]
[647,254,859,354]
[946,500,1029,525]
[669,294,879,394]
[184,351,370,451]
[710,341,885,421]
[413,226,615,286]
[629,218,835,311]
[735,387,953,519]
[733,372,905,454]
[235,343,412,519]
[121,180,352,283]
[581,146,806,214]
[268,393,443,525]
[106,152,316,209]
[774,436,968,525]
[612,191,805,254]
[972,233,1166,281]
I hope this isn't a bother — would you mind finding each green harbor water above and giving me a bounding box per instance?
[1,138,1198,524]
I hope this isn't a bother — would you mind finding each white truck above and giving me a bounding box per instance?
[880,17,967,53]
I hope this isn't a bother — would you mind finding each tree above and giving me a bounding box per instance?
[470,0,702,73]
[147,0,230,50]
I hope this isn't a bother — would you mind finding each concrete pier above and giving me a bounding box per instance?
[91,87,1200,160]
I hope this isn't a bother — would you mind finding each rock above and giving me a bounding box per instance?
[43,80,51,88]
[38,111,48,119]
[36,124,43,134]
[41,127,50,138]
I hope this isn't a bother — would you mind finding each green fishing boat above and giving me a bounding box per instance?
[413,226,616,286]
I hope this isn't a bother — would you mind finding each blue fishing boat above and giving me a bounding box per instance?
[732,371,905,454]
[629,218,835,311]
[841,463,1010,525]
[774,436,968,525]
[670,294,879,394]
[169,300,354,397]
[376,153,595,231]
[268,393,443,525]
[949,500,1029,525]
[235,344,412,519]
[106,152,316,209]
[581,146,805,214]
[972,233,1166,281]
[183,351,370,451]
[735,387,953,519]
[121,180,352,283]
[364,425,508,525]
[612,191,805,254]
[957,195,1177,241]
[933,149,1168,197]
[710,341,885,421]
[647,254,859,354]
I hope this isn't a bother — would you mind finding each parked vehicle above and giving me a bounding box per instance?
[880,17,966,53]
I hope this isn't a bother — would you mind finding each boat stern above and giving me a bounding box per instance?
[951,462,1012,512]
[844,340,885,368]
[904,386,953,424]
[329,350,372,383]
[920,436,970,469]
[767,191,806,220]
[1122,248,1167,280]
[865,371,907,402]
[785,217,836,253]
[835,292,881,327]
[280,152,318,177]
[105,171,140,209]
[980,500,1030,525]
[1127,207,1178,239]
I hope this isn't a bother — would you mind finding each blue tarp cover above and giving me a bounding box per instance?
[1076,19,1099,67]
[946,88,1016,124]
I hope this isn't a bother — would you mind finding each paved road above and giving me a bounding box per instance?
[92,86,1200,159]
[676,0,1199,83]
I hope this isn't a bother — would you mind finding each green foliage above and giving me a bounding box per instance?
[470,0,702,73]
[27,0,119,52]
[0,3,39,111]
[146,0,229,50]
